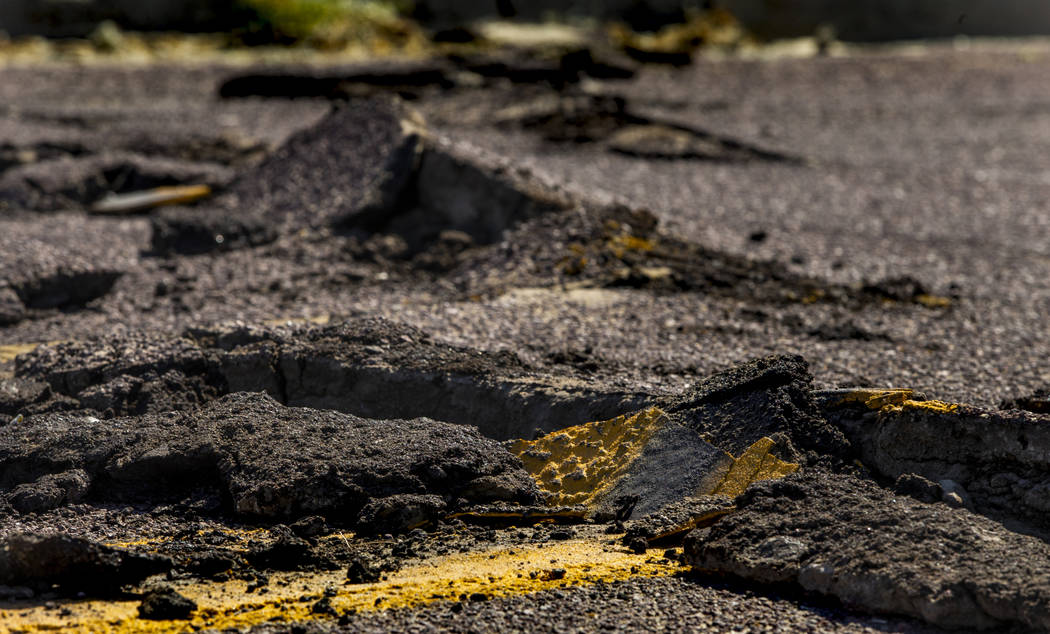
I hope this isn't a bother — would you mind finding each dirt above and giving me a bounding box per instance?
[1,42,1050,633]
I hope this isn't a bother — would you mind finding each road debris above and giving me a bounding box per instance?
[90,184,212,214]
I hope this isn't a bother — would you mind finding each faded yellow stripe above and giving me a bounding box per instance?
[507,408,667,507]
[0,343,44,363]
[0,539,680,633]
[836,388,914,410]
[836,389,962,415]
[711,437,800,498]
[104,527,269,552]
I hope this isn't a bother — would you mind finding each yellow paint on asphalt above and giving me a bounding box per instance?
[838,389,961,415]
[104,527,269,552]
[836,388,915,410]
[711,437,800,498]
[510,410,800,508]
[0,343,43,363]
[0,539,680,633]
[893,399,961,415]
[507,408,667,507]
[915,293,952,309]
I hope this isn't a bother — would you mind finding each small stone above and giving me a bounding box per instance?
[137,588,196,620]
[894,473,943,504]
[345,557,380,584]
[291,515,329,539]
[311,596,337,615]
[938,480,973,509]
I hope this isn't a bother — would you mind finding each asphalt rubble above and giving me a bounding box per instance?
[1,62,1049,633]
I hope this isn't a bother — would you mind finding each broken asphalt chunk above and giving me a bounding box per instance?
[0,392,541,528]
[668,353,851,463]
[137,587,196,620]
[150,96,574,255]
[507,407,798,520]
[13,318,649,436]
[687,471,1050,631]
[821,387,1050,531]
[150,97,426,254]
[0,533,171,595]
[507,408,732,518]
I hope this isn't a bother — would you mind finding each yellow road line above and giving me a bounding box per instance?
[711,437,799,498]
[0,343,44,363]
[836,389,962,414]
[0,539,680,633]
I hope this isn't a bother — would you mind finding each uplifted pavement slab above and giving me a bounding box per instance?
[668,353,851,464]
[687,471,1050,631]
[507,407,732,518]
[151,96,575,255]
[0,392,541,524]
[507,406,797,520]
[9,318,652,438]
[150,97,426,254]
[820,387,1050,533]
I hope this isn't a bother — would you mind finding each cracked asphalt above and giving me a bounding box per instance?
[1,39,1049,633]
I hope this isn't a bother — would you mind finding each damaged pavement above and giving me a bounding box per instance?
[2,41,1050,634]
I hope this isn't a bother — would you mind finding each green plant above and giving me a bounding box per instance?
[233,0,415,46]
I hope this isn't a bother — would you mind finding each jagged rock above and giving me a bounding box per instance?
[686,471,1050,631]
[0,392,541,526]
[0,533,170,594]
